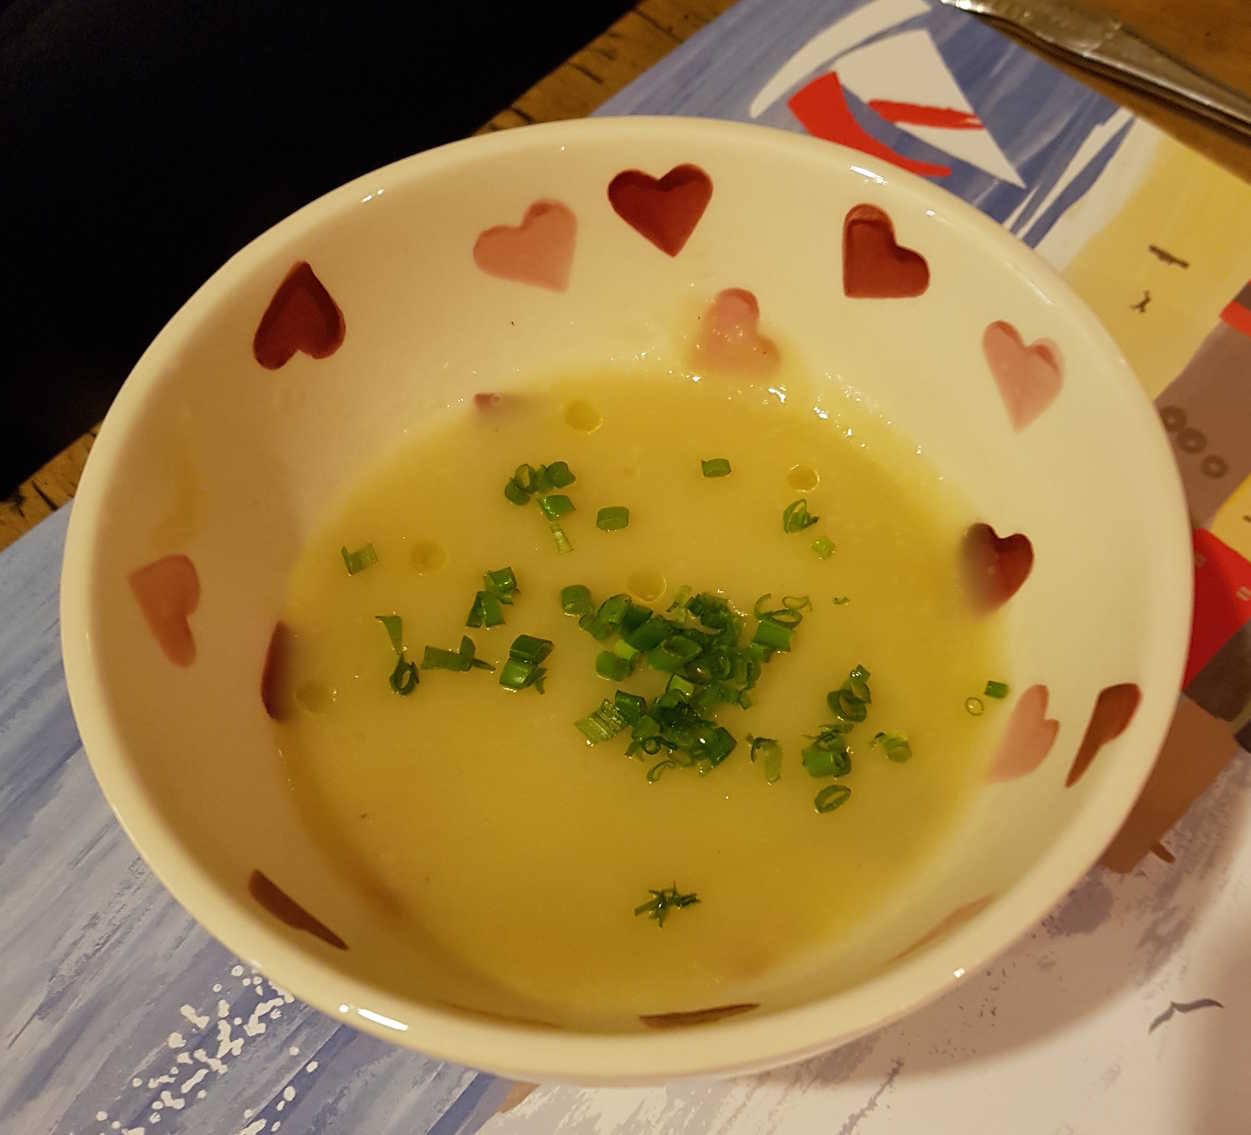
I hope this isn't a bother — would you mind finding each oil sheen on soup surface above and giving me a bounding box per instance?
[274,367,1004,1028]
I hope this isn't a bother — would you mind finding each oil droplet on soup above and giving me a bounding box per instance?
[274,368,1004,1028]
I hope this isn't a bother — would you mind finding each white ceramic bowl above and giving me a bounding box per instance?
[60,117,1191,1083]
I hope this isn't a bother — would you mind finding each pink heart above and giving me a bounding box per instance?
[983,320,1063,430]
[473,200,576,292]
[129,554,200,666]
[693,288,780,376]
[988,684,1060,781]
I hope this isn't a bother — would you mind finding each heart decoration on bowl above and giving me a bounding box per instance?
[1067,683,1142,786]
[473,200,577,292]
[693,287,780,375]
[983,320,1064,430]
[842,204,930,298]
[961,522,1034,611]
[988,684,1060,781]
[252,261,346,370]
[608,163,713,257]
[128,554,200,667]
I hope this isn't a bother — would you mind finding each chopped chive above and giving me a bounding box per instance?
[375,614,404,655]
[539,493,575,519]
[811,537,835,559]
[814,783,851,814]
[584,594,632,641]
[499,658,541,692]
[984,680,1010,699]
[484,566,519,602]
[646,759,677,783]
[509,634,553,665]
[548,517,573,554]
[625,615,669,651]
[802,738,851,778]
[560,584,594,617]
[465,590,505,628]
[648,635,702,672]
[389,656,419,695]
[596,651,633,681]
[614,690,647,724]
[596,506,630,531]
[965,696,985,716]
[422,635,494,673]
[611,638,639,662]
[375,615,418,695]
[341,543,379,575]
[783,595,812,611]
[504,479,529,506]
[831,596,850,606]
[546,460,576,488]
[751,619,793,652]
[499,634,553,693]
[782,499,819,533]
[748,735,783,784]
[576,697,629,743]
[701,458,732,478]
[872,731,912,762]
[634,884,699,927]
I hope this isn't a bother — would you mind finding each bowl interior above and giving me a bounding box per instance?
[61,118,1190,1082]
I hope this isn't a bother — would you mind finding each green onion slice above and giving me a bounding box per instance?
[748,735,783,784]
[560,584,594,617]
[872,731,912,762]
[984,680,1010,699]
[341,543,379,575]
[375,614,404,654]
[465,590,505,628]
[782,499,819,533]
[814,784,851,814]
[596,506,630,531]
[811,537,835,559]
[701,458,732,478]
[540,493,575,519]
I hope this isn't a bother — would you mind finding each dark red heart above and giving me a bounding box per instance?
[249,870,347,950]
[608,163,713,257]
[253,261,346,370]
[260,621,296,721]
[1067,683,1142,786]
[842,204,930,298]
[961,523,1034,611]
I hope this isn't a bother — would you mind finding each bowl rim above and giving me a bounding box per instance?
[59,114,1194,1084]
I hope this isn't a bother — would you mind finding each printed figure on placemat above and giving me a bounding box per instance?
[747,0,1136,249]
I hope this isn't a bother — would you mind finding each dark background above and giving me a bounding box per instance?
[0,0,631,495]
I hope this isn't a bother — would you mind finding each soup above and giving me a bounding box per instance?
[270,365,1005,1028]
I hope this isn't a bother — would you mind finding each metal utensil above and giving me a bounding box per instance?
[939,0,1251,139]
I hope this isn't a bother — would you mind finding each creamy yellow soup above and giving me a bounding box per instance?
[273,366,1004,1028]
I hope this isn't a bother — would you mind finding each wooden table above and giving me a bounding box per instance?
[2,0,1247,554]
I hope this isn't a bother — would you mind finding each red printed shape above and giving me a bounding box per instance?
[252,262,346,370]
[1184,528,1251,686]
[1066,683,1142,786]
[248,870,347,950]
[988,684,1060,781]
[694,288,780,375]
[129,554,200,666]
[789,73,952,179]
[867,100,982,129]
[842,204,930,299]
[261,622,296,721]
[961,523,1034,612]
[983,321,1063,430]
[473,200,576,291]
[607,164,713,257]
